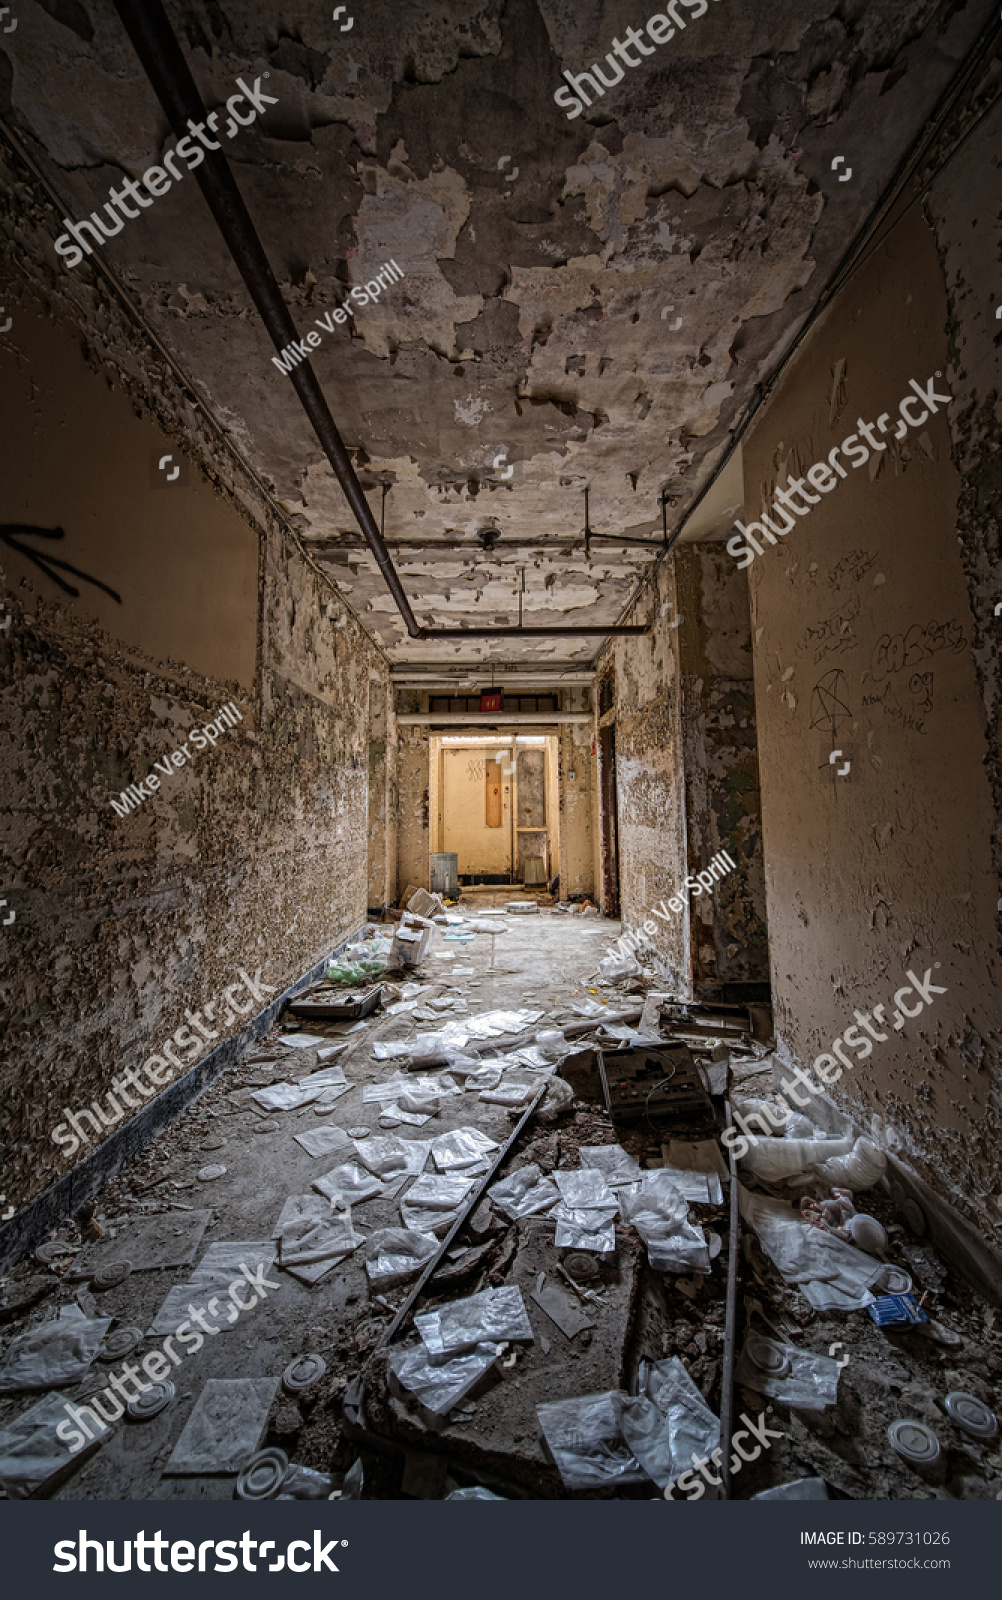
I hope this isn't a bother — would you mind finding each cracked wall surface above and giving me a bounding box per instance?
[1,0,995,662]
[0,277,386,1208]
[743,196,1000,1240]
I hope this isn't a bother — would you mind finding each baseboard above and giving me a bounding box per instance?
[0,926,365,1276]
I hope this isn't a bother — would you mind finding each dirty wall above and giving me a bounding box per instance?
[596,561,689,989]
[0,280,384,1211]
[741,191,1000,1238]
[676,543,769,993]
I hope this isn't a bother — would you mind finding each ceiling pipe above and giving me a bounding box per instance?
[419,625,648,637]
[112,0,423,640]
[397,712,591,725]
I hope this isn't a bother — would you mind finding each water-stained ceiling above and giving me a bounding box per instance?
[2,0,992,664]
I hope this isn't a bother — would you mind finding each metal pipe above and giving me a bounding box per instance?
[419,625,649,637]
[396,711,590,725]
[112,0,424,640]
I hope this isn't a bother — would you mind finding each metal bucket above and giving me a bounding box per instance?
[429,852,458,896]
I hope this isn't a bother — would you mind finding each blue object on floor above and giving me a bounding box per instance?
[867,1292,927,1327]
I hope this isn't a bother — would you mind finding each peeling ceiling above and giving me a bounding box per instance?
[1,0,992,663]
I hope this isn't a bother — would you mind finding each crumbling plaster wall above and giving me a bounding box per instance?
[557,689,595,898]
[395,700,431,893]
[597,560,688,988]
[0,282,385,1210]
[676,543,768,991]
[742,197,1000,1232]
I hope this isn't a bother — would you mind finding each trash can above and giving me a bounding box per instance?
[429,852,459,896]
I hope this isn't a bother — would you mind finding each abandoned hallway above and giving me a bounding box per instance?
[1,0,1001,1512]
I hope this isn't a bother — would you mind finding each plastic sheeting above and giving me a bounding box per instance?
[431,1127,499,1173]
[354,1135,432,1178]
[273,1194,363,1277]
[463,1009,543,1039]
[578,1145,643,1189]
[313,1161,384,1208]
[364,1228,439,1287]
[415,1286,533,1357]
[622,1358,721,1489]
[536,1392,649,1490]
[619,1173,710,1274]
[553,1169,616,1209]
[388,1340,498,1416]
[0,1308,113,1394]
[478,1072,541,1107]
[735,1335,842,1411]
[739,1186,885,1309]
[400,1173,477,1236]
[489,1164,559,1221]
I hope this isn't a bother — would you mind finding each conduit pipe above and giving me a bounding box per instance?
[113,0,657,648]
[112,0,423,639]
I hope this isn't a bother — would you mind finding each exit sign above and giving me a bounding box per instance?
[480,690,503,712]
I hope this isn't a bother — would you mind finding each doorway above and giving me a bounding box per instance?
[431,735,560,887]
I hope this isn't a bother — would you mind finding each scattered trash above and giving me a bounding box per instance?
[313,1161,384,1207]
[739,1185,886,1311]
[388,1339,498,1418]
[90,1260,133,1292]
[414,1286,533,1357]
[294,1125,356,1160]
[887,1417,941,1468]
[166,1378,280,1475]
[530,1276,595,1339]
[236,1447,289,1500]
[0,1393,101,1494]
[537,1391,649,1490]
[364,1228,439,1287]
[619,1172,709,1274]
[280,1462,336,1499]
[0,1307,113,1393]
[401,1173,477,1235]
[552,1168,618,1253]
[505,902,539,914]
[867,1292,928,1328]
[197,1164,227,1182]
[431,1127,499,1174]
[72,1211,210,1277]
[148,1242,277,1335]
[597,954,642,982]
[279,1033,331,1049]
[126,1378,175,1422]
[34,1239,78,1267]
[944,1392,998,1441]
[282,1354,327,1395]
[273,1194,363,1282]
[489,1164,559,1220]
[579,1144,642,1189]
[446,1485,506,1499]
[96,1326,144,1362]
[735,1333,841,1410]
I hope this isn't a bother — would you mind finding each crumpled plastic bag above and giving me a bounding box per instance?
[619,1172,709,1274]
[464,1009,543,1039]
[478,1071,540,1107]
[354,1135,432,1178]
[415,1286,533,1357]
[536,1391,649,1490]
[273,1194,363,1269]
[735,1334,842,1411]
[400,1173,477,1235]
[625,1357,721,1488]
[431,1127,499,1173]
[597,953,643,982]
[537,1076,575,1122]
[489,1163,559,1220]
[553,1206,618,1253]
[388,1339,498,1416]
[313,1161,384,1208]
[364,1228,439,1287]
[553,1168,616,1209]
[578,1144,643,1189]
[0,1310,113,1394]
